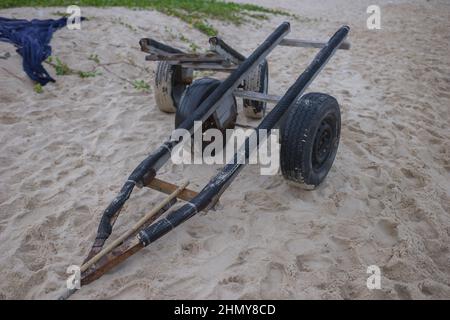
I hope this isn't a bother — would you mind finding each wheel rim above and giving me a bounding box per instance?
[312,115,335,170]
[171,66,193,109]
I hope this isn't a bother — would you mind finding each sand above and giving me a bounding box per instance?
[0,0,449,299]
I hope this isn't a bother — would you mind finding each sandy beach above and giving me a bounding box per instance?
[0,0,449,299]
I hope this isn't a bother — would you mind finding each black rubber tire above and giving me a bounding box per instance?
[243,60,268,119]
[154,61,193,113]
[175,77,220,129]
[175,78,237,150]
[175,77,237,146]
[280,92,341,189]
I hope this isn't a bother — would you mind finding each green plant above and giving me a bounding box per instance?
[133,80,150,91]
[189,42,200,53]
[193,20,216,37]
[112,17,137,32]
[88,54,100,64]
[54,57,72,75]
[78,70,100,78]
[179,34,200,52]
[164,26,177,40]
[34,83,43,93]
[51,10,70,17]
[46,56,101,78]
[193,70,215,78]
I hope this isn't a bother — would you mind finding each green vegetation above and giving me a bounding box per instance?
[34,83,43,93]
[193,70,215,78]
[43,56,147,91]
[0,0,293,36]
[179,34,200,52]
[132,79,150,91]
[88,53,100,64]
[46,56,100,78]
[78,70,100,78]
[191,20,216,37]
[51,10,70,17]
[112,17,138,32]
[53,57,72,75]
[164,26,201,52]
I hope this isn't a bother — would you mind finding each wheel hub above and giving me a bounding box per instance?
[313,119,333,169]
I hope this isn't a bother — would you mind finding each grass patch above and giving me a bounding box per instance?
[52,56,73,75]
[179,34,200,52]
[43,56,149,91]
[46,56,100,78]
[111,17,138,32]
[0,0,294,36]
[78,70,100,78]
[192,20,216,37]
[34,83,43,93]
[88,53,100,64]
[51,10,70,17]
[165,27,201,52]
[132,79,150,91]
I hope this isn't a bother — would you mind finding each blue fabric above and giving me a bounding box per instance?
[0,17,68,85]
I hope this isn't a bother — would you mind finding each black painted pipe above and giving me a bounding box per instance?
[138,25,350,246]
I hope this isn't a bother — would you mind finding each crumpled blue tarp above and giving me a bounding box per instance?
[0,17,68,85]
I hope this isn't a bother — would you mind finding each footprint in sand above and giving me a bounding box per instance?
[400,167,426,188]
[229,225,245,240]
[373,219,399,247]
[260,262,286,299]
[244,191,289,211]
[0,113,20,124]
[180,241,201,256]
[295,253,333,272]
[394,283,412,300]
[16,223,56,272]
